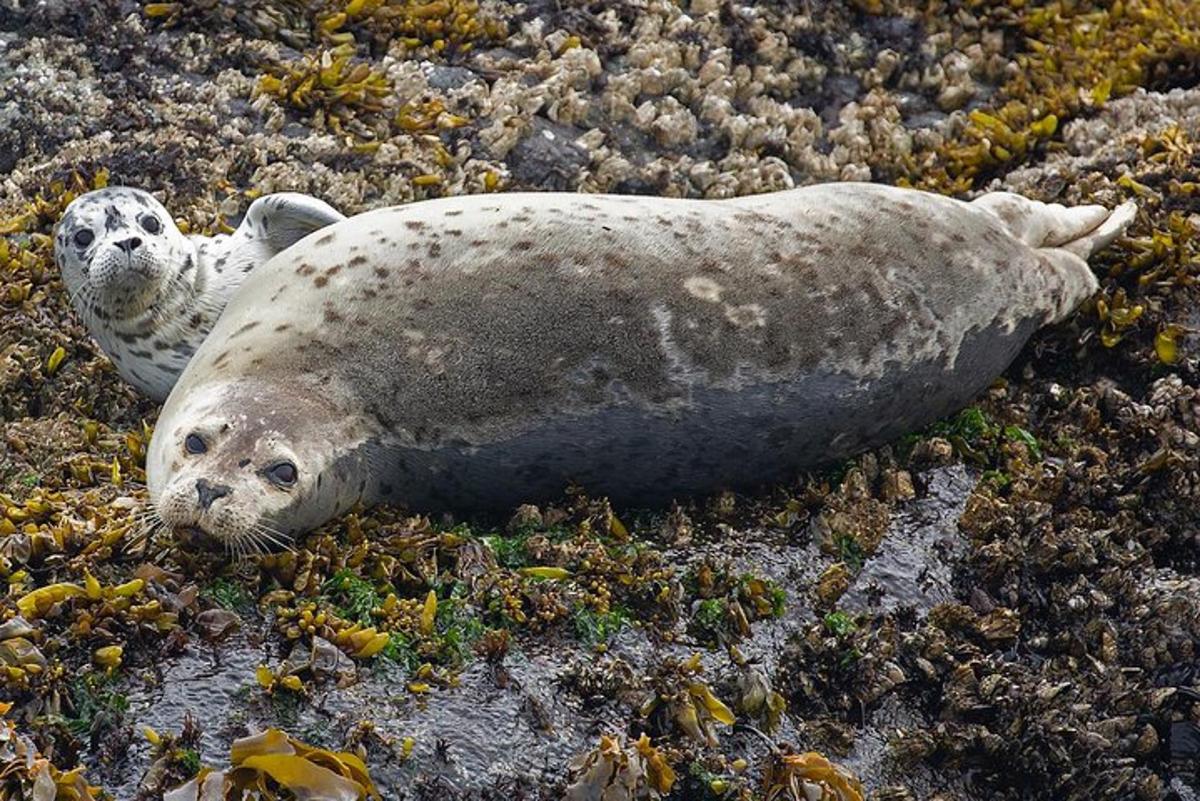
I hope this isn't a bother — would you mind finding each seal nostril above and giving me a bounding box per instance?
[195,478,231,510]
[117,237,143,253]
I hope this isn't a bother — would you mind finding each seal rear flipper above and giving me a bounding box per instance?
[971,192,1137,258]
[242,193,347,256]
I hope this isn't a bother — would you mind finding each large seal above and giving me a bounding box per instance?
[146,183,1134,551]
[55,187,345,401]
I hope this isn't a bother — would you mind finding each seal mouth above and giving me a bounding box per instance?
[171,524,221,552]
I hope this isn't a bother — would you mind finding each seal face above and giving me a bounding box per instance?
[147,183,1135,550]
[55,187,344,401]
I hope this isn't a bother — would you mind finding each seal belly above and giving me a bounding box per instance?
[380,318,1038,510]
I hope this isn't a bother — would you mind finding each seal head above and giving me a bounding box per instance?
[147,377,380,554]
[55,188,345,401]
[56,187,192,318]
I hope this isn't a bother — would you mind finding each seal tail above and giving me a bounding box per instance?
[972,192,1137,323]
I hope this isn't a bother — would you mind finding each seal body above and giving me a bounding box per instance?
[55,187,344,400]
[147,183,1134,548]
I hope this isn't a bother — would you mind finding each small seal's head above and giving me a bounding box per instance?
[147,378,376,554]
[55,187,194,318]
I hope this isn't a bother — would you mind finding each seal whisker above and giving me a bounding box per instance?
[120,513,163,555]
[248,523,295,554]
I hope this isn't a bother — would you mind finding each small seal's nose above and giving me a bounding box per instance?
[196,478,231,509]
[116,237,142,253]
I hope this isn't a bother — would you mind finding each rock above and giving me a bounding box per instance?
[505,117,590,190]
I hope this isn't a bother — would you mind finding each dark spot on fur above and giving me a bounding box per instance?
[232,321,260,337]
[375,267,391,279]
[444,209,463,216]
[181,253,194,273]
[324,307,343,323]
[314,276,329,288]
[445,229,463,236]
[513,240,535,251]
[296,263,316,276]
[348,255,368,267]
[326,265,343,277]
[405,220,426,231]
[190,313,203,327]
[316,233,335,245]
[238,458,250,467]
[275,323,291,332]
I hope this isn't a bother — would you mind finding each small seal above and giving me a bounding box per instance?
[146,183,1135,552]
[55,187,345,401]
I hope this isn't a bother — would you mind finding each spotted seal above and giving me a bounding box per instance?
[55,187,345,401]
[146,183,1134,550]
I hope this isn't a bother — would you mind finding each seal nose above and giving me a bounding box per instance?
[195,478,231,510]
[116,236,142,253]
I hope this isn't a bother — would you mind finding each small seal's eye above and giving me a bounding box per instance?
[265,461,298,488]
[184,433,207,455]
[73,229,94,248]
[139,214,162,235]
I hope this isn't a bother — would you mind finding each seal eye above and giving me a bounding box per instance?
[73,229,94,248]
[265,461,298,488]
[184,433,207,455]
[139,214,162,235]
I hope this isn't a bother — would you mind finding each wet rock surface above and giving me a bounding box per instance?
[1,1,1200,799]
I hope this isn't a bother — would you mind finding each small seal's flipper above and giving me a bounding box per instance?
[972,191,1138,324]
[241,193,347,257]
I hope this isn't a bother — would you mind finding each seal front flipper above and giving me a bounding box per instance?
[240,193,346,256]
